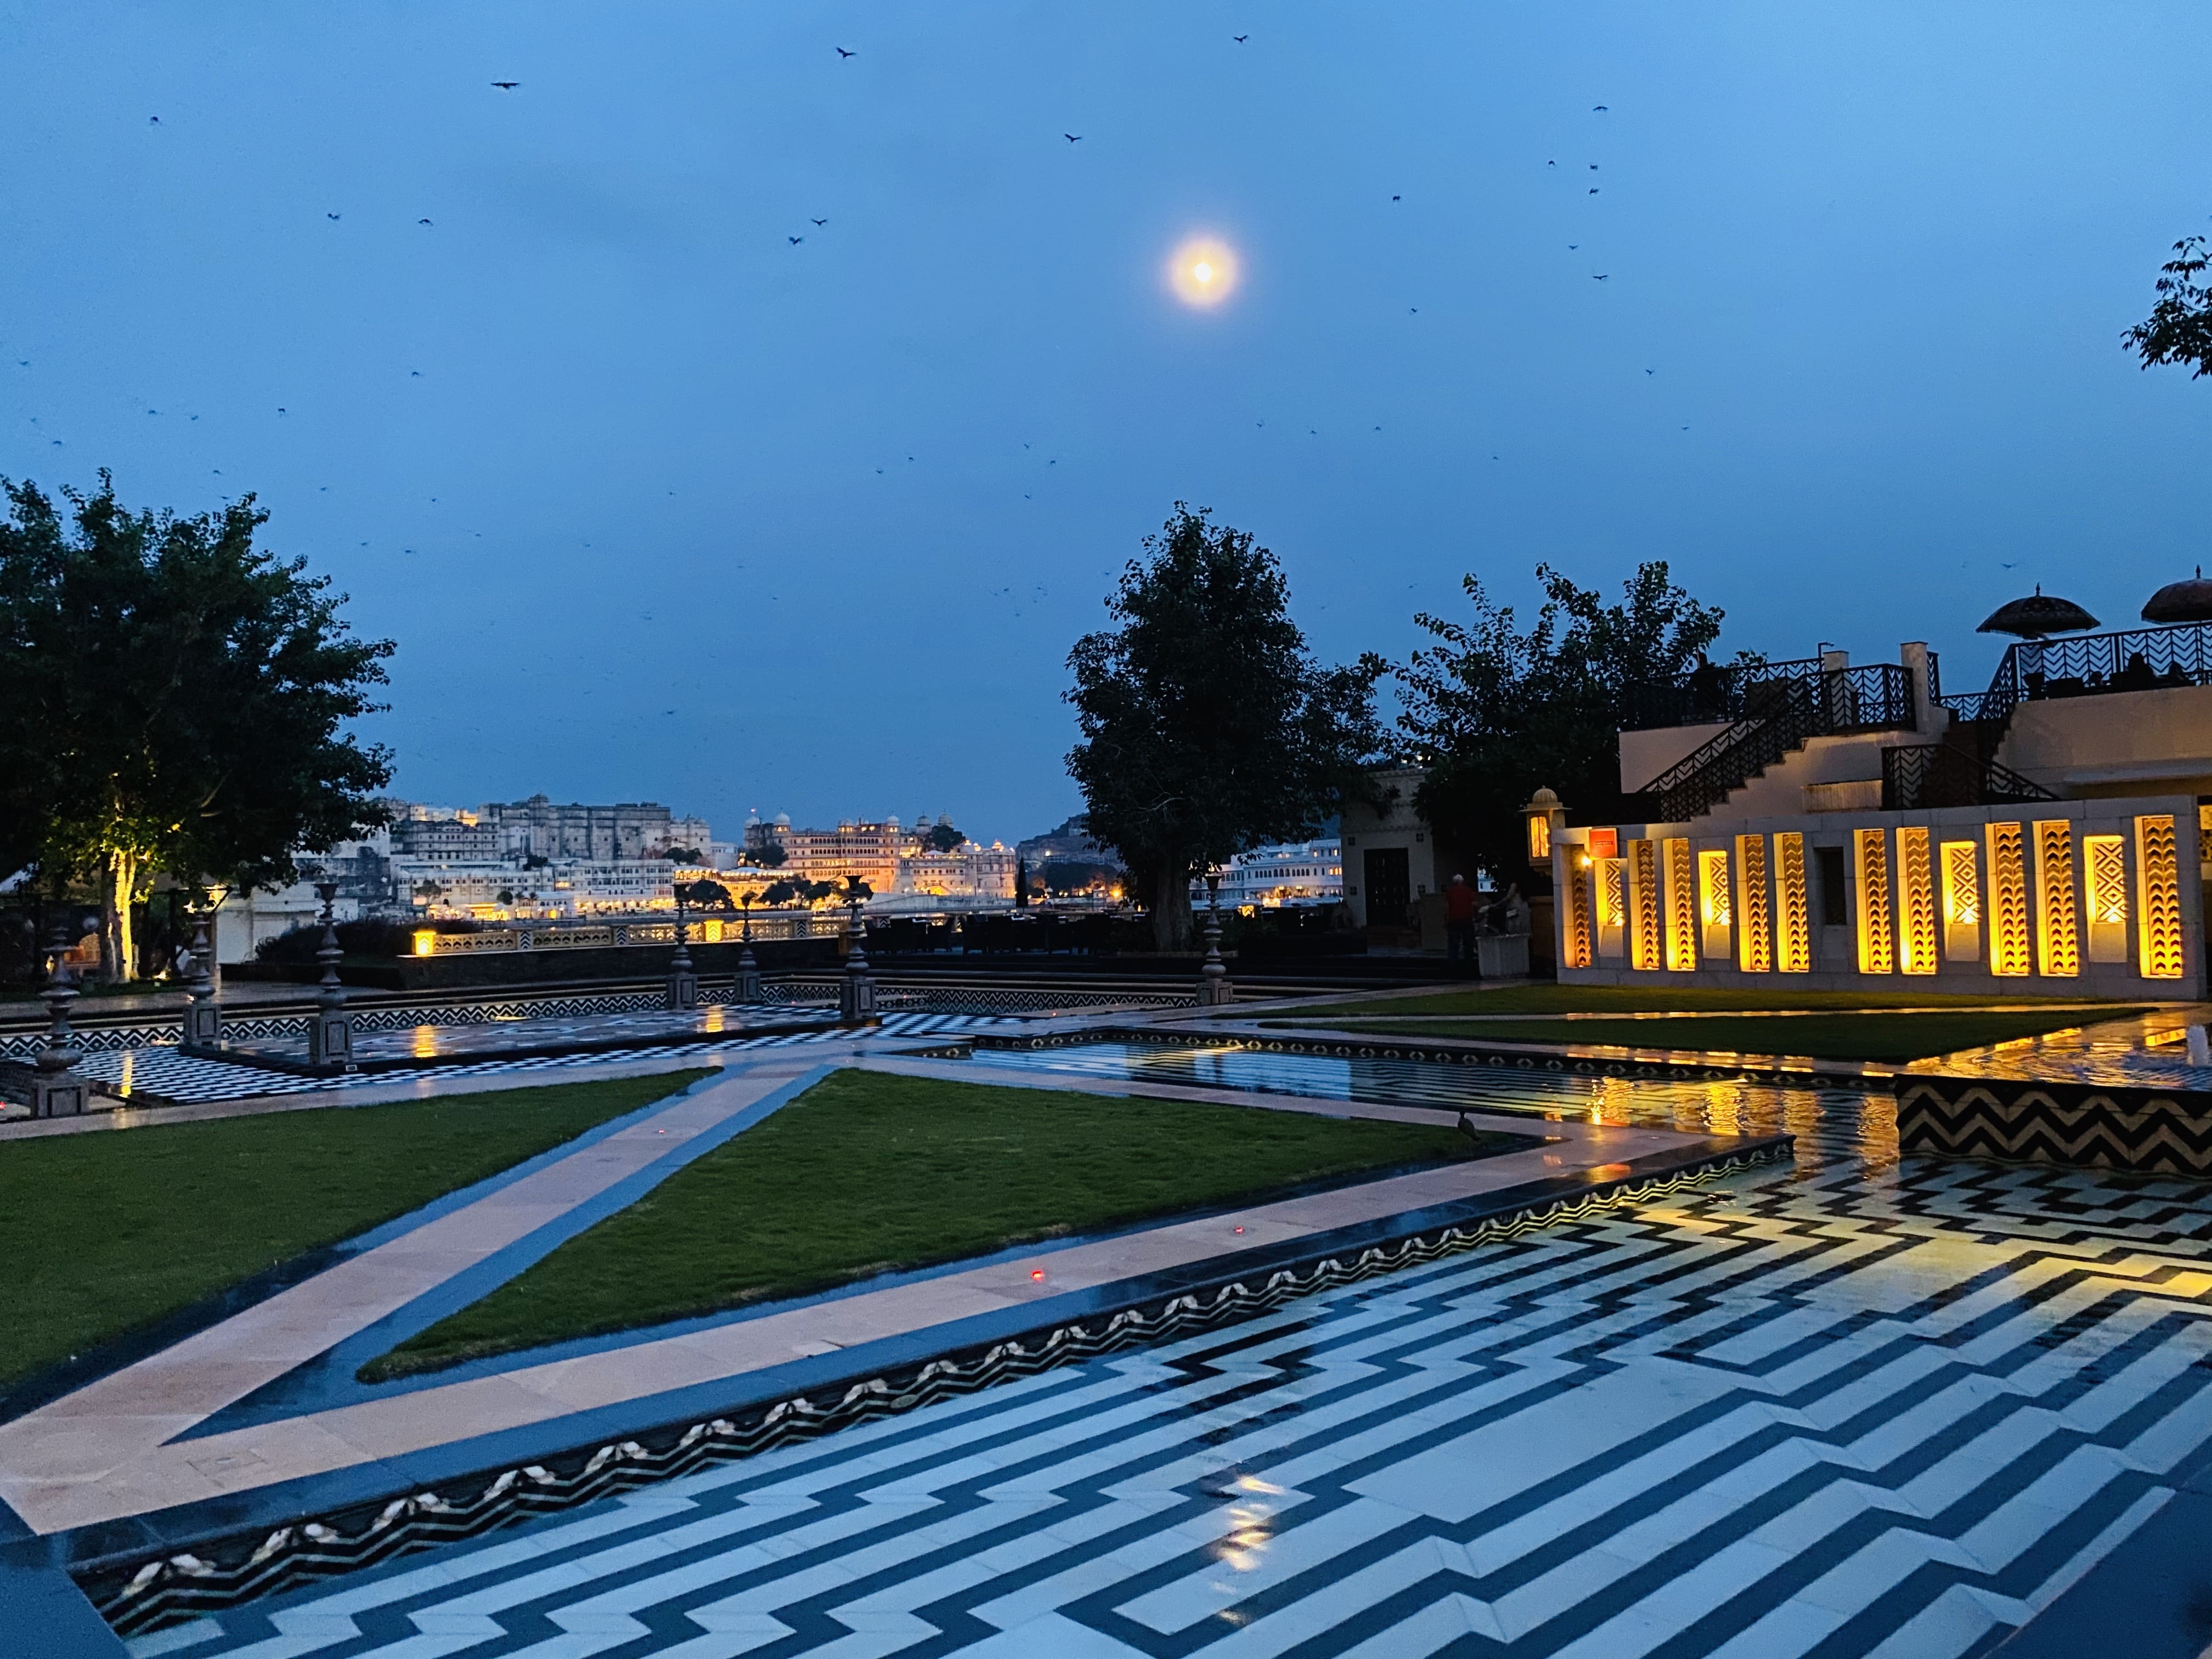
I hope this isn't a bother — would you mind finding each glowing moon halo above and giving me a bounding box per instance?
[1168,237,1238,307]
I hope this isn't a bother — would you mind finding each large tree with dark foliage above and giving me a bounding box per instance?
[0,474,395,978]
[2125,235,2212,379]
[1066,505,1387,950]
[1396,562,1726,882]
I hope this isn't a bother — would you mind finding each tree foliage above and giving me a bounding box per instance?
[1396,562,1726,880]
[2124,235,2212,379]
[1065,505,1387,948]
[922,822,964,853]
[0,473,394,976]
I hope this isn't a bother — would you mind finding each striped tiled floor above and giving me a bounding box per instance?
[137,1047,2212,1657]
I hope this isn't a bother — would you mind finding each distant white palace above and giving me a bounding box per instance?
[1191,839,1344,908]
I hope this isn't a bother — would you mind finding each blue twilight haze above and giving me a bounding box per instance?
[3,3,2207,840]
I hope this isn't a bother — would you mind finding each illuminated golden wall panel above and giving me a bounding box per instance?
[1854,828,1894,974]
[1939,840,1980,962]
[1698,849,1731,958]
[1628,839,1661,970]
[2136,814,2185,979]
[1987,822,2030,977]
[2033,820,2079,977]
[1898,826,1936,975]
[1735,834,1771,973]
[1563,857,1594,969]
[1597,858,1626,958]
[1775,832,1810,973]
[1664,838,1697,971]
[2083,833,2126,963]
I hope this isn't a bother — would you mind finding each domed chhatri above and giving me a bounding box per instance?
[2142,567,2212,625]
[1976,586,2100,640]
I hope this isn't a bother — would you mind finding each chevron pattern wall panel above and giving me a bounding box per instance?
[1900,1077,2212,1176]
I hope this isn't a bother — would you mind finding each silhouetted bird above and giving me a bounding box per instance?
[1392,194,1400,201]
[1593,274,1609,281]
[1455,1111,1483,1146]
[418,218,432,225]
[492,81,519,89]
[1568,244,1578,249]
[811,217,827,225]
[1593,104,1608,111]
[1064,133,1082,143]
[326,212,341,220]
[149,116,159,125]
[1645,368,1655,375]
[1589,188,1599,194]
[1233,34,1248,42]
[788,235,803,244]
[836,47,855,57]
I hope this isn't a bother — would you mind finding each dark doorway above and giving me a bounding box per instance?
[1364,847,1411,928]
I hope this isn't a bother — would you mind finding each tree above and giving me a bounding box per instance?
[496,888,516,907]
[1066,505,1388,950]
[2124,235,2212,379]
[922,822,964,853]
[681,878,730,908]
[760,879,798,907]
[0,475,395,978]
[1014,855,1031,907]
[743,842,787,868]
[1395,562,1726,881]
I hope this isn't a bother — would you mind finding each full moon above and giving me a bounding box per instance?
[1168,237,1238,307]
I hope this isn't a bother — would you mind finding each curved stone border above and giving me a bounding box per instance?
[83,1143,1788,1636]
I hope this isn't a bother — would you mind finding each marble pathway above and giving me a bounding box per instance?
[0,1057,1714,1541]
[140,1065,2212,1659]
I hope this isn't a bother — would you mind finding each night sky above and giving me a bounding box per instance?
[4,3,2207,844]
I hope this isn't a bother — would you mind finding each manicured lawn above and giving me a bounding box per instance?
[0,1069,712,1392]
[1280,1011,2146,1064]
[369,1069,1532,1379]
[1264,985,2154,1021]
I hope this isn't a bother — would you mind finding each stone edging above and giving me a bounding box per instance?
[82,1143,1788,1636]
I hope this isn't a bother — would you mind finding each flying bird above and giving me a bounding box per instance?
[1233,35,1248,42]
[1568,244,1578,249]
[1593,104,1608,111]
[835,46,855,57]
[148,116,159,125]
[1064,132,1081,142]
[1547,160,1556,167]
[788,235,803,244]
[326,212,341,220]
[811,217,827,225]
[1645,368,1655,375]
[492,81,519,89]
[1391,194,1400,201]
[418,218,432,225]
[1589,188,1599,194]
[1590,163,1599,170]
[1592,274,1609,281]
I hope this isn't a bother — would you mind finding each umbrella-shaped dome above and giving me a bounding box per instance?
[1977,586,2100,639]
[2142,568,2212,624]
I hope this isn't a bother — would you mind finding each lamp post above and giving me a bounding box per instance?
[1522,787,1566,873]
[839,878,876,1022]
[665,888,699,1011]
[1195,870,1234,1007]
[1520,786,1566,978]
[735,891,762,1005]
[306,879,357,1071]
[30,918,87,1118]
[180,889,223,1051]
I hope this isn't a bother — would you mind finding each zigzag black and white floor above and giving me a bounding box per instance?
[133,1058,2212,1658]
[66,1013,1025,1107]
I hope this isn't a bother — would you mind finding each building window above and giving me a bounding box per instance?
[2033,820,2079,977]
[1987,822,2030,977]
[1816,845,1848,927]
[2135,814,2185,979]
[1854,828,1894,974]
[1735,834,1771,972]
[1939,840,1980,962]
[2083,833,2128,964]
[1775,833,1810,973]
[1897,826,1937,975]
[1698,848,1731,959]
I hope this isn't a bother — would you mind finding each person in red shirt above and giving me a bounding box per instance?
[1444,873,1479,963]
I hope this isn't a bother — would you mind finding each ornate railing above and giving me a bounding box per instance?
[414,911,827,956]
[1941,619,2212,733]
[1880,744,2058,811]
[1625,664,1915,824]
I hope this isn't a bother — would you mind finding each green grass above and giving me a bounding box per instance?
[1262,985,2153,1022]
[368,1070,1532,1380]
[1281,1011,2146,1064]
[0,1069,712,1391]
